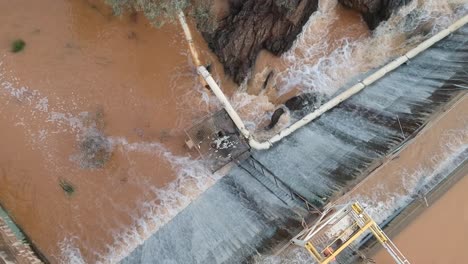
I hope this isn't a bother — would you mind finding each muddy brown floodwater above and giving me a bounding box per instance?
[0,0,376,263]
[374,168,468,264]
[0,0,233,262]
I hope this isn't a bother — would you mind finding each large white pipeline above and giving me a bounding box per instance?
[184,14,468,150]
[178,11,202,66]
[178,11,208,88]
[198,67,251,138]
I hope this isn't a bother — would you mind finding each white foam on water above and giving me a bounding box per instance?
[223,1,338,131]
[337,126,467,251]
[171,65,216,115]
[35,97,49,112]
[0,66,88,140]
[57,237,86,264]
[277,0,467,97]
[63,1,468,262]
[0,73,109,170]
[255,115,467,263]
[224,0,467,134]
[22,124,224,263]
[0,64,224,264]
[1,80,48,109]
[88,138,223,264]
[230,91,280,131]
[255,147,466,263]
[45,122,223,263]
[358,149,466,225]
[1,1,467,263]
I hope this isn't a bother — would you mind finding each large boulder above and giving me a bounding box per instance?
[265,93,319,130]
[338,0,412,30]
[199,0,319,84]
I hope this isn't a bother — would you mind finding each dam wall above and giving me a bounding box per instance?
[0,206,42,264]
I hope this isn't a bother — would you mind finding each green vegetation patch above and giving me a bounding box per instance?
[11,39,26,53]
[59,179,75,196]
[107,0,189,26]
[192,0,216,32]
[105,0,215,28]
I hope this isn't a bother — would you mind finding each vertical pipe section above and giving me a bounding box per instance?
[178,11,208,87]
[178,11,202,66]
[198,67,251,138]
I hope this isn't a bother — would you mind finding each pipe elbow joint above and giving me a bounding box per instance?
[248,137,273,150]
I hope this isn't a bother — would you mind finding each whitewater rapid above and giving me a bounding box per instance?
[1,0,466,263]
[120,1,468,263]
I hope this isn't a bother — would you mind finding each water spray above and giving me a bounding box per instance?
[183,14,468,150]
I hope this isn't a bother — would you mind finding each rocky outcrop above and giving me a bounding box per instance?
[266,93,319,130]
[199,0,319,84]
[338,0,412,30]
[265,107,285,130]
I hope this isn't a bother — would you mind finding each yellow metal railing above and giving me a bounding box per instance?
[301,202,410,264]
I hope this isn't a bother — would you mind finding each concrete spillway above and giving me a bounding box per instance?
[121,25,468,264]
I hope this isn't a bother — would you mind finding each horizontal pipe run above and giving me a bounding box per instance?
[195,14,468,150]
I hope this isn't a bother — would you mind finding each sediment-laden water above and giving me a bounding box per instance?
[0,0,222,262]
[0,0,467,263]
[121,3,468,264]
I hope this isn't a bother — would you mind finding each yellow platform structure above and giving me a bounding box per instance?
[291,202,410,264]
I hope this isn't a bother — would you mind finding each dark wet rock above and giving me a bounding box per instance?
[284,93,318,111]
[266,93,320,130]
[265,107,285,130]
[199,0,319,84]
[263,70,275,90]
[338,0,412,30]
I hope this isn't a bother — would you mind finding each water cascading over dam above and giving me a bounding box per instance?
[121,20,468,264]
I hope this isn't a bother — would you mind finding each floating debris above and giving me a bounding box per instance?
[59,180,75,196]
[11,39,26,53]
